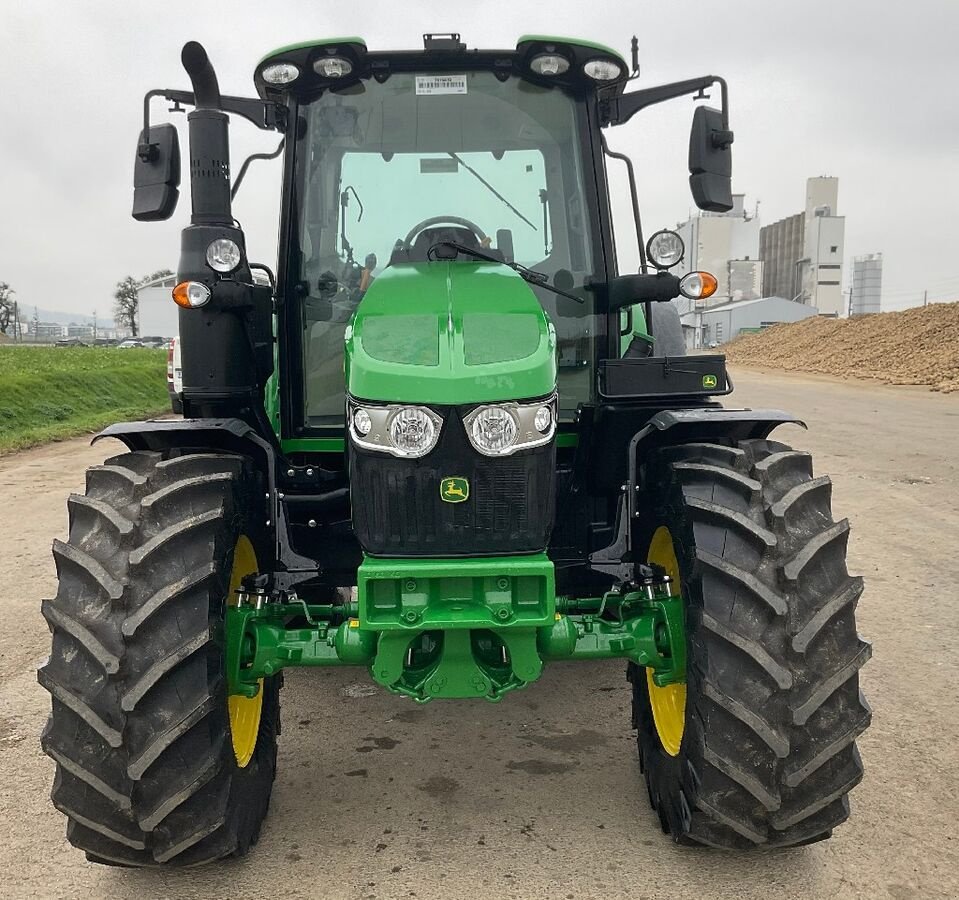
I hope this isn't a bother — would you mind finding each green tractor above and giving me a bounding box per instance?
[40,33,870,865]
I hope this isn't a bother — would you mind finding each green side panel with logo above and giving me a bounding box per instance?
[345,262,556,405]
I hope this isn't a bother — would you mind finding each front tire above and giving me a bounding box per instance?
[630,439,871,848]
[39,451,280,866]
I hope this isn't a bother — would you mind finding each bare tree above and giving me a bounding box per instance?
[0,282,14,335]
[113,276,141,336]
[113,270,174,337]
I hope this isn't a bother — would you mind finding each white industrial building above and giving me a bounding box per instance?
[136,273,179,338]
[674,194,763,307]
[759,177,845,317]
[33,321,66,339]
[681,296,819,349]
[850,253,883,315]
[672,193,765,349]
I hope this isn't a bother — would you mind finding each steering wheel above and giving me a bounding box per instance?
[403,216,488,247]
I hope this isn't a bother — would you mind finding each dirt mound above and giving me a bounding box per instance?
[724,301,959,392]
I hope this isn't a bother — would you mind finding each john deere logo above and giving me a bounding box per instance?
[440,477,469,503]
[702,374,718,389]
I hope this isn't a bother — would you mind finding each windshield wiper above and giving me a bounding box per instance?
[447,152,538,232]
[428,240,584,304]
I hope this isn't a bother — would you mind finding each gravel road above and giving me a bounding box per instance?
[1,366,957,900]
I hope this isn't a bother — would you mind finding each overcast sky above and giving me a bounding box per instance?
[1,0,956,319]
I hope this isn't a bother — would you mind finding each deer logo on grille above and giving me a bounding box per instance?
[440,477,470,503]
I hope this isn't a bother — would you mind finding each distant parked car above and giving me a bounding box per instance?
[117,339,143,349]
[166,336,183,414]
[55,338,88,347]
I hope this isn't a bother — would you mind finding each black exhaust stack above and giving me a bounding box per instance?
[181,42,233,225]
[177,41,266,419]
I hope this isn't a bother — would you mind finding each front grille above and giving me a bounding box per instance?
[349,407,555,556]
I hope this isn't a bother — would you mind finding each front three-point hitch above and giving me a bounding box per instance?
[224,564,685,703]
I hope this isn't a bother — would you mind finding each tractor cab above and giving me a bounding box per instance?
[250,35,732,439]
[283,54,599,428]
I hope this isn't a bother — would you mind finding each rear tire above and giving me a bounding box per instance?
[630,438,871,848]
[39,451,279,866]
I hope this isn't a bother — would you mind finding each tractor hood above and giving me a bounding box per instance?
[345,263,556,404]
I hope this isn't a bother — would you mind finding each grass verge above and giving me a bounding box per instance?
[0,346,169,455]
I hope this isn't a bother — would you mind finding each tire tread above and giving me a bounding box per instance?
[633,437,869,849]
[40,450,278,866]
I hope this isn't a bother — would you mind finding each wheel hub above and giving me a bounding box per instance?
[646,526,687,756]
[227,535,263,768]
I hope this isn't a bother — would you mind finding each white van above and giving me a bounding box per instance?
[166,337,183,413]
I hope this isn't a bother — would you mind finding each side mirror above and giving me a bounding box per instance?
[688,106,733,213]
[132,123,180,221]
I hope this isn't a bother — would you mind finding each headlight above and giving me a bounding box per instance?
[534,405,552,433]
[469,407,517,455]
[352,407,372,436]
[348,402,442,458]
[261,63,300,85]
[463,396,557,457]
[313,56,353,78]
[389,407,438,457]
[530,53,570,76]
[206,239,242,273]
[583,58,623,81]
[646,230,685,269]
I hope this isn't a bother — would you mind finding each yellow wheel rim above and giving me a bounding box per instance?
[647,526,687,757]
[227,535,262,768]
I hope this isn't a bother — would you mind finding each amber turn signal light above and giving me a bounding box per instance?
[679,271,718,300]
[172,281,211,309]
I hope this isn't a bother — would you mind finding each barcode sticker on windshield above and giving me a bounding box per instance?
[415,74,468,95]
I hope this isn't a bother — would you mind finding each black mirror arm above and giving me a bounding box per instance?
[604,273,681,312]
[603,75,730,133]
[232,139,285,199]
[601,135,648,276]
[141,89,287,154]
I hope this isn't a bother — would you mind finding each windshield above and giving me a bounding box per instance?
[292,71,600,428]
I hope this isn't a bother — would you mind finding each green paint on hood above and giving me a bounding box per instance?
[346,263,556,404]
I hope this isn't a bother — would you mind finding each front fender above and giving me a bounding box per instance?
[583,406,806,493]
[92,418,318,580]
[93,417,269,457]
[632,408,806,452]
